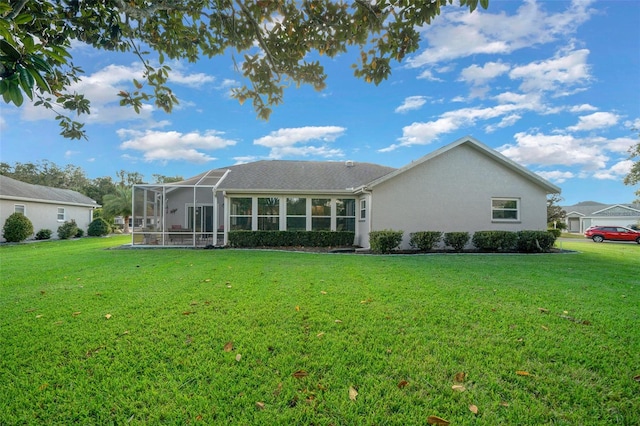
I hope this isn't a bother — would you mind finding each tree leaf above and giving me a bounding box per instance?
[516,370,531,376]
[348,386,358,401]
[223,341,233,352]
[295,305,300,311]
[105,313,112,320]
[427,415,450,425]
[255,401,265,410]
[633,375,640,382]
[292,370,308,379]
[538,307,549,313]
[397,380,408,389]
[72,311,81,317]
[235,353,242,362]
[454,372,466,382]
[452,384,466,392]
[469,404,479,414]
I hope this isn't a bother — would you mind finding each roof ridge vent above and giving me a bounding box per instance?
[345,160,355,167]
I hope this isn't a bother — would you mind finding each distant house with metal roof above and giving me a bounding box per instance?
[132,136,561,248]
[563,201,640,233]
[0,175,99,242]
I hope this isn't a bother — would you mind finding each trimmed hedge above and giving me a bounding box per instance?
[3,213,34,242]
[516,230,557,253]
[369,230,403,254]
[472,230,518,252]
[88,218,111,237]
[57,220,79,240]
[35,229,52,240]
[547,228,562,238]
[443,232,470,252]
[228,230,355,248]
[409,231,442,251]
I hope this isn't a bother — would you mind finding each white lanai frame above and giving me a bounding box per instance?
[131,170,230,247]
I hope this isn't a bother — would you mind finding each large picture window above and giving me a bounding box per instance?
[230,197,252,230]
[286,197,307,231]
[336,199,356,231]
[492,198,519,221]
[258,197,280,230]
[311,198,331,231]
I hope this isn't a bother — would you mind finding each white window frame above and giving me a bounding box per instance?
[14,204,26,215]
[359,199,366,221]
[491,198,520,222]
[57,207,66,222]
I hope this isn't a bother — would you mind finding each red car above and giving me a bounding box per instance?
[584,226,640,243]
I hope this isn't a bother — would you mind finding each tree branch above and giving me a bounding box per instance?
[234,0,280,76]
[7,0,29,20]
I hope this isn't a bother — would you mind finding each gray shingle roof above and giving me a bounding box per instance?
[211,160,396,192]
[563,202,640,216]
[0,175,99,206]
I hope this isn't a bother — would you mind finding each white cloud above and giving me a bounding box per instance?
[253,126,346,159]
[567,112,620,132]
[406,0,595,68]
[64,150,79,158]
[485,114,522,133]
[593,160,633,180]
[0,115,6,131]
[416,69,444,81]
[117,129,237,163]
[570,104,598,113]
[498,132,608,170]
[509,48,591,94]
[535,170,575,183]
[459,62,510,86]
[395,96,428,113]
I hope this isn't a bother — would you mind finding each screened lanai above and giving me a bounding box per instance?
[131,169,230,247]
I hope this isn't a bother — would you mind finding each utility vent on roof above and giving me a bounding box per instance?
[345,160,354,167]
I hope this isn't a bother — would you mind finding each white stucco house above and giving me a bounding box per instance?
[563,201,640,233]
[0,175,99,242]
[131,136,561,249]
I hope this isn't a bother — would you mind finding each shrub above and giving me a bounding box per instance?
[443,232,470,252]
[409,231,442,251]
[75,228,84,238]
[57,220,79,240]
[517,230,557,253]
[369,230,403,254]
[88,218,111,237]
[227,230,355,248]
[2,213,34,242]
[35,229,52,240]
[472,230,517,252]
[547,228,562,238]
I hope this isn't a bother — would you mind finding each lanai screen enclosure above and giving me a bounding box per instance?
[131,170,229,247]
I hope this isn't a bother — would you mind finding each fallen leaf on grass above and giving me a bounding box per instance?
[35,314,43,319]
[334,319,342,323]
[182,311,193,315]
[316,332,325,338]
[295,306,300,311]
[292,370,308,379]
[105,314,112,320]
[452,384,466,392]
[255,401,265,410]
[320,291,327,295]
[516,370,532,376]
[541,325,548,330]
[538,307,549,313]
[190,301,199,306]
[235,354,242,362]
[633,375,640,383]
[500,401,509,407]
[397,380,408,389]
[360,298,373,304]
[469,404,479,414]
[427,415,450,425]
[195,414,203,421]
[454,372,466,382]
[72,311,81,317]
[25,308,37,313]
[223,341,234,352]
[38,383,49,391]
[348,386,358,401]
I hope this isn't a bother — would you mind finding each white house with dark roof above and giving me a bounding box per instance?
[0,175,99,242]
[563,201,640,233]
[131,136,561,249]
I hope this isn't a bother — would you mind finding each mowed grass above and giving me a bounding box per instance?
[0,237,638,425]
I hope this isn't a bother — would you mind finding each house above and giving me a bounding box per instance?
[0,175,99,242]
[131,136,561,249]
[563,201,640,233]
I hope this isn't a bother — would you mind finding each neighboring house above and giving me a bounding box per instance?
[132,136,560,249]
[0,175,99,242]
[563,201,640,233]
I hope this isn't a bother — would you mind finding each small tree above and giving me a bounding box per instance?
[3,213,34,242]
[102,187,133,233]
[87,218,111,237]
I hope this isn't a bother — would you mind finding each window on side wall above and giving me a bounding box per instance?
[229,197,252,230]
[14,204,25,215]
[258,197,280,230]
[359,199,366,220]
[57,207,65,221]
[311,198,331,231]
[491,198,519,221]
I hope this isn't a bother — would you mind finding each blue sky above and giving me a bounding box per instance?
[1,0,639,205]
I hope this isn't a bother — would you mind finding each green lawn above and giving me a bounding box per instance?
[1,236,638,425]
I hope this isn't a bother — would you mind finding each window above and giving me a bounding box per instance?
[336,199,356,231]
[311,198,331,231]
[491,198,519,221]
[57,207,66,221]
[230,198,252,230]
[258,197,280,230]
[359,199,366,220]
[286,197,307,231]
[14,204,25,215]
